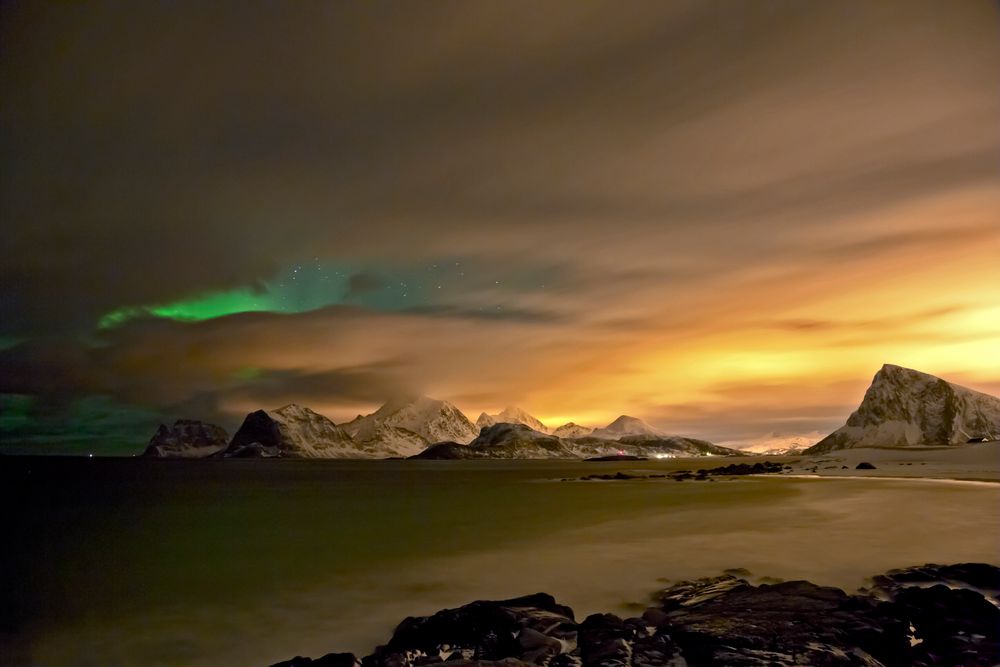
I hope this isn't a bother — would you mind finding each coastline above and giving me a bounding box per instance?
[781,441,1000,483]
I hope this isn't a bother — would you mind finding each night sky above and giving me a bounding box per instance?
[2,1,999,453]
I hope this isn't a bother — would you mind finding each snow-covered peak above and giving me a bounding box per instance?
[475,412,496,430]
[345,395,478,445]
[476,406,549,433]
[273,403,324,422]
[552,422,594,438]
[591,415,663,439]
[720,431,824,455]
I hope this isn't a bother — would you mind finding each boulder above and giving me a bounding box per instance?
[277,563,1000,667]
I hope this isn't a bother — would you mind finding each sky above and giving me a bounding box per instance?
[1,1,999,454]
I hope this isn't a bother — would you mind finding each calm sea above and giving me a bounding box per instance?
[3,457,998,667]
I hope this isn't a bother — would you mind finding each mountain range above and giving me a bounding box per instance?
[142,396,729,459]
[141,364,1000,459]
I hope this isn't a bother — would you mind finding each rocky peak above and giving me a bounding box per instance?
[475,412,496,431]
[806,364,1000,452]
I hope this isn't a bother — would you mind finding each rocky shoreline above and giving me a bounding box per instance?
[272,563,1000,667]
[566,460,787,482]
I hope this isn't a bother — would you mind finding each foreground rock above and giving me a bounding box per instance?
[271,563,1000,667]
[806,364,1000,454]
[141,420,229,458]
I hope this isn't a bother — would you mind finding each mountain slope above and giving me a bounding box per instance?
[565,434,742,458]
[805,364,1000,453]
[343,395,478,449]
[476,406,549,433]
[142,420,229,458]
[224,404,359,458]
[414,423,577,459]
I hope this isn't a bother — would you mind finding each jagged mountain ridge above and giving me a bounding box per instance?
[805,364,1000,453]
[146,398,736,459]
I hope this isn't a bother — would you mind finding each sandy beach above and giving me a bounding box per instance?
[783,441,1000,483]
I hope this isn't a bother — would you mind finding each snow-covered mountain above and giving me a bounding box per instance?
[476,406,549,433]
[805,364,1000,454]
[721,432,825,455]
[342,395,478,451]
[224,404,359,458]
[142,419,229,458]
[566,434,742,458]
[590,415,663,439]
[414,423,577,459]
[551,422,594,438]
[342,421,430,458]
[414,422,739,460]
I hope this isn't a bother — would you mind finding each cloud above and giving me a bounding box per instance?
[344,272,383,299]
[2,1,999,450]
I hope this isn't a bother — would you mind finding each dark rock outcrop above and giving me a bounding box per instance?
[271,654,357,667]
[409,442,478,460]
[274,563,1000,667]
[363,593,576,666]
[141,420,229,458]
[585,454,647,461]
[699,460,784,476]
[856,461,877,469]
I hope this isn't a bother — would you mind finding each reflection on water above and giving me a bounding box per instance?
[3,458,999,666]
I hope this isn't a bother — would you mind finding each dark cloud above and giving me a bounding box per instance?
[344,272,384,299]
[2,1,999,450]
[230,366,418,412]
[766,305,973,334]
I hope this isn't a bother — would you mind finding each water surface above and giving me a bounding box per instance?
[3,457,998,666]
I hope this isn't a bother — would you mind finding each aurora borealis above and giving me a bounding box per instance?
[2,1,999,453]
